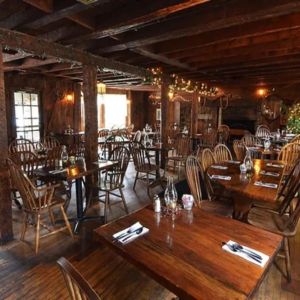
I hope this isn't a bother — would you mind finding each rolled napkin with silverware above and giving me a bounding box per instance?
[210,174,231,181]
[49,168,67,174]
[254,181,278,189]
[210,165,228,170]
[226,160,241,164]
[112,222,149,244]
[222,240,269,267]
[266,163,284,168]
[259,170,280,177]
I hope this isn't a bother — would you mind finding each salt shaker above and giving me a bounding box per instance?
[153,194,161,213]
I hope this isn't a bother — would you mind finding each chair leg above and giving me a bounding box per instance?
[283,237,292,282]
[133,171,139,191]
[48,208,56,227]
[104,192,109,224]
[35,214,41,255]
[119,188,129,214]
[20,213,28,241]
[60,205,74,239]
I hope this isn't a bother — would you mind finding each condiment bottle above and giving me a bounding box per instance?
[153,194,161,213]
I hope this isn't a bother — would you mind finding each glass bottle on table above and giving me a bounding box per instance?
[61,145,69,168]
[243,149,253,174]
[164,176,178,212]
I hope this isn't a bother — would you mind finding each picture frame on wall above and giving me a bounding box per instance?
[156,108,161,121]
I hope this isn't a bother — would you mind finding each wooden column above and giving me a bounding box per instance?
[82,65,98,165]
[160,75,170,168]
[0,46,13,243]
[191,92,199,135]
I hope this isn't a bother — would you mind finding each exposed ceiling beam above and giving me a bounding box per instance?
[4,57,58,71]
[23,0,110,30]
[0,27,150,78]
[96,0,300,54]
[132,48,196,71]
[66,0,210,44]
[22,0,53,13]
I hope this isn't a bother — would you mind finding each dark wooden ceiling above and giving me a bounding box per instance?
[2,0,300,88]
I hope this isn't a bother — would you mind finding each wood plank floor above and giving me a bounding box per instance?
[0,162,299,300]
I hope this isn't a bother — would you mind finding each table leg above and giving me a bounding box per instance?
[74,178,83,233]
[233,198,253,222]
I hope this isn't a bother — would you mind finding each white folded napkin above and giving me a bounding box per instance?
[210,165,228,170]
[254,181,278,189]
[49,169,67,174]
[266,163,284,168]
[113,222,149,244]
[260,170,280,177]
[226,160,241,164]
[210,174,231,181]
[222,240,269,267]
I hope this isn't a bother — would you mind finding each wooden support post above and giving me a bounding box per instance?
[82,65,98,165]
[0,46,13,244]
[160,75,170,168]
[191,91,199,136]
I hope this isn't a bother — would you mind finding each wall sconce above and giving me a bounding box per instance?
[97,82,106,94]
[65,93,74,102]
[256,88,268,98]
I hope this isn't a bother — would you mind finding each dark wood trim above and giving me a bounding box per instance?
[0,27,150,78]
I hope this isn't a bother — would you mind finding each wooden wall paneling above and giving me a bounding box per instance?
[191,92,198,135]
[82,64,98,165]
[130,91,147,130]
[161,76,170,168]
[0,46,13,243]
[73,83,81,133]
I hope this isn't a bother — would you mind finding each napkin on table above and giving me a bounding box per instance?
[49,169,67,174]
[210,175,231,181]
[254,181,278,189]
[222,240,269,267]
[113,222,149,244]
[266,163,284,168]
[260,170,280,177]
[226,160,241,164]
[210,165,228,170]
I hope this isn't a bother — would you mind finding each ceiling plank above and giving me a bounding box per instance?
[23,0,110,30]
[132,48,196,71]
[66,0,210,44]
[22,0,53,13]
[95,0,300,54]
[0,27,150,78]
[4,57,58,71]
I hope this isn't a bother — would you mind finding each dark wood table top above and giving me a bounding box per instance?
[207,159,283,203]
[94,206,283,300]
[34,159,117,180]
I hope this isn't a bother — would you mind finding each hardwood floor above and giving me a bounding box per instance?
[0,162,299,299]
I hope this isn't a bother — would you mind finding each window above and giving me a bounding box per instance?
[98,94,128,129]
[14,91,41,142]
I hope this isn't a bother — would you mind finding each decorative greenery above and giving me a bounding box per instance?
[287,102,300,134]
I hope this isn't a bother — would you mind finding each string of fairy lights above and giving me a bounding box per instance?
[287,102,300,134]
[145,67,219,97]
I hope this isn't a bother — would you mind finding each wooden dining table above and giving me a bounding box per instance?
[207,159,284,220]
[34,158,118,233]
[94,205,282,300]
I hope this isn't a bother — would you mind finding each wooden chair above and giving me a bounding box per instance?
[198,130,218,150]
[57,257,101,300]
[98,129,109,138]
[247,159,300,282]
[290,134,300,144]
[90,147,130,223]
[44,146,62,168]
[165,134,192,179]
[185,156,233,217]
[241,134,261,147]
[217,124,230,144]
[255,124,271,139]
[233,140,246,161]
[132,142,161,198]
[132,130,142,142]
[213,143,233,163]
[9,138,36,154]
[7,159,73,254]
[278,142,300,176]
[42,136,60,150]
[200,148,215,172]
